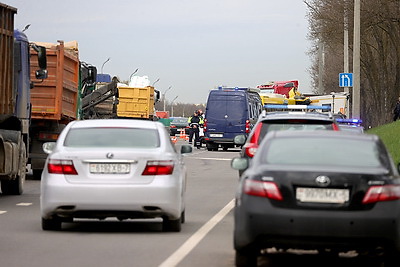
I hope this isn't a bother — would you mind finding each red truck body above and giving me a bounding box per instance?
[258,80,299,98]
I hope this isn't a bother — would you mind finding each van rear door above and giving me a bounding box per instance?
[206,94,247,134]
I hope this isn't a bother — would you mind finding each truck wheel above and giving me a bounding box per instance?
[1,141,26,195]
[32,169,42,180]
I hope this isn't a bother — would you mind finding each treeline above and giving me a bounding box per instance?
[305,0,400,127]
[154,100,205,118]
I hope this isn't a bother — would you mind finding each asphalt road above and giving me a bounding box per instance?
[0,143,387,267]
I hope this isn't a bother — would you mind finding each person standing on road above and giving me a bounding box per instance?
[394,96,400,121]
[187,111,203,146]
[197,109,205,147]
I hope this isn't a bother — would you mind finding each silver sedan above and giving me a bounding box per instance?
[40,119,192,232]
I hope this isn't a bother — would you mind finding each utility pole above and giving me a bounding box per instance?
[352,0,361,119]
[101,57,110,74]
[344,2,350,118]
[318,40,325,93]
[171,96,178,117]
[163,86,172,111]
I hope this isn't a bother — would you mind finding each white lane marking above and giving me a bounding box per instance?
[0,211,7,215]
[16,203,33,206]
[159,199,235,267]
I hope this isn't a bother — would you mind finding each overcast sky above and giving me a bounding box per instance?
[6,0,313,104]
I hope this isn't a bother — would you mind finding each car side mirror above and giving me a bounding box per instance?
[42,142,56,154]
[234,135,246,146]
[231,157,249,170]
[181,144,192,154]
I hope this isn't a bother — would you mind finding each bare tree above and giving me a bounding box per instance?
[305,0,400,127]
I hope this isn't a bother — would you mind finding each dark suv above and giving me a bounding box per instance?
[237,111,340,174]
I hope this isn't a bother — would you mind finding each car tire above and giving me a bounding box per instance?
[162,216,182,232]
[42,217,62,231]
[235,249,257,267]
[181,210,185,224]
[383,249,400,267]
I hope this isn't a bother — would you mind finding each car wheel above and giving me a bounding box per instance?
[42,217,62,231]
[235,249,257,267]
[383,248,400,267]
[222,145,228,151]
[162,216,182,232]
[181,210,185,224]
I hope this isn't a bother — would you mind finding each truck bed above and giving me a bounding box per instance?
[0,3,17,115]
[117,86,155,119]
[29,41,79,121]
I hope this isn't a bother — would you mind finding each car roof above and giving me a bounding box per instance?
[68,119,160,129]
[265,129,377,142]
[259,111,335,122]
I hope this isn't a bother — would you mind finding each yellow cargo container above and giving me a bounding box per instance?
[117,86,155,119]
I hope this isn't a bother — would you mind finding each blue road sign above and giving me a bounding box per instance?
[339,73,353,87]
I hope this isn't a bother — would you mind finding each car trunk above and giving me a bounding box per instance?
[261,167,392,211]
[53,148,175,185]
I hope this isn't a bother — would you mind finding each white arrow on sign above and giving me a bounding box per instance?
[341,74,350,87]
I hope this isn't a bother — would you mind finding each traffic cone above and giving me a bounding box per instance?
[179,129,186,139]
[170,136,177,144]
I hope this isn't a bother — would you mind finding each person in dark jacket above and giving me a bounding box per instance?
[394,97,400,121]
[187,111,204,146]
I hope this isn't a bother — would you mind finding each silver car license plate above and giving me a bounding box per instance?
[89,163,130,174]
[296,187,349,203]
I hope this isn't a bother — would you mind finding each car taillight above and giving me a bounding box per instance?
[244,122,263,157]
[362,185,400,204]
[47,159,78,175]
[142,160,174,175]
[332,123,340,131]
[204,119,207,132]
[245,120,250,133]
[170,125,177,128]
[244,143,258,158]
[244,180,283,201]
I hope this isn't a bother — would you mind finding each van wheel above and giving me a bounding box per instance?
[222,145,229,151]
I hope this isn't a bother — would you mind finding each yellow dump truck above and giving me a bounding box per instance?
[117,85,159,119]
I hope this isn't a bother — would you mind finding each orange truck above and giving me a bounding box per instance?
[29,40,80,178]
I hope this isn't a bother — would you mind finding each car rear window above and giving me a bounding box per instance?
[263,137,385,168]
[258,120,334,144]
[64,127,160,148]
